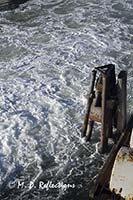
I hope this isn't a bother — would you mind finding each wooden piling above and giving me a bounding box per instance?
[82,65,127,154]
[86,120,94,141]
[117,71,127,133]
[107,107,113,138]
[101,75,108,153]
[82,70,96,137]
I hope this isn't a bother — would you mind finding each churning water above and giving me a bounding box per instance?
[0,0,132,199]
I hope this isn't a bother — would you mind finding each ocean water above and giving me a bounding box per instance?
[0,0,132,199]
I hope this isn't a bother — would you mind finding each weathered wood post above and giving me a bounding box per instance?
[86,120,94,141]
[117,71,127,133]
[107,107,113,138]
[82,69,96,137]
[82,64,126,154]
[101,75,108,153]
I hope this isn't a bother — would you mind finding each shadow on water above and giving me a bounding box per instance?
[0,0,29,10]
[0,164,24,197]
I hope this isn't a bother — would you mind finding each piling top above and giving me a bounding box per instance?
[118,70,127,79]
[95,64,115,77]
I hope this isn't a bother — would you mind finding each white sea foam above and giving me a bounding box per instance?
[0,0,132,199]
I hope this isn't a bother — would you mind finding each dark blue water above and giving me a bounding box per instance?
[0,0,132,199]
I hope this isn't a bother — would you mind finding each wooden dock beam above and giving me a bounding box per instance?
[82,70,96,137]
[117,71,127,133]
[82,65,127,154]
[100,75,108,153]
